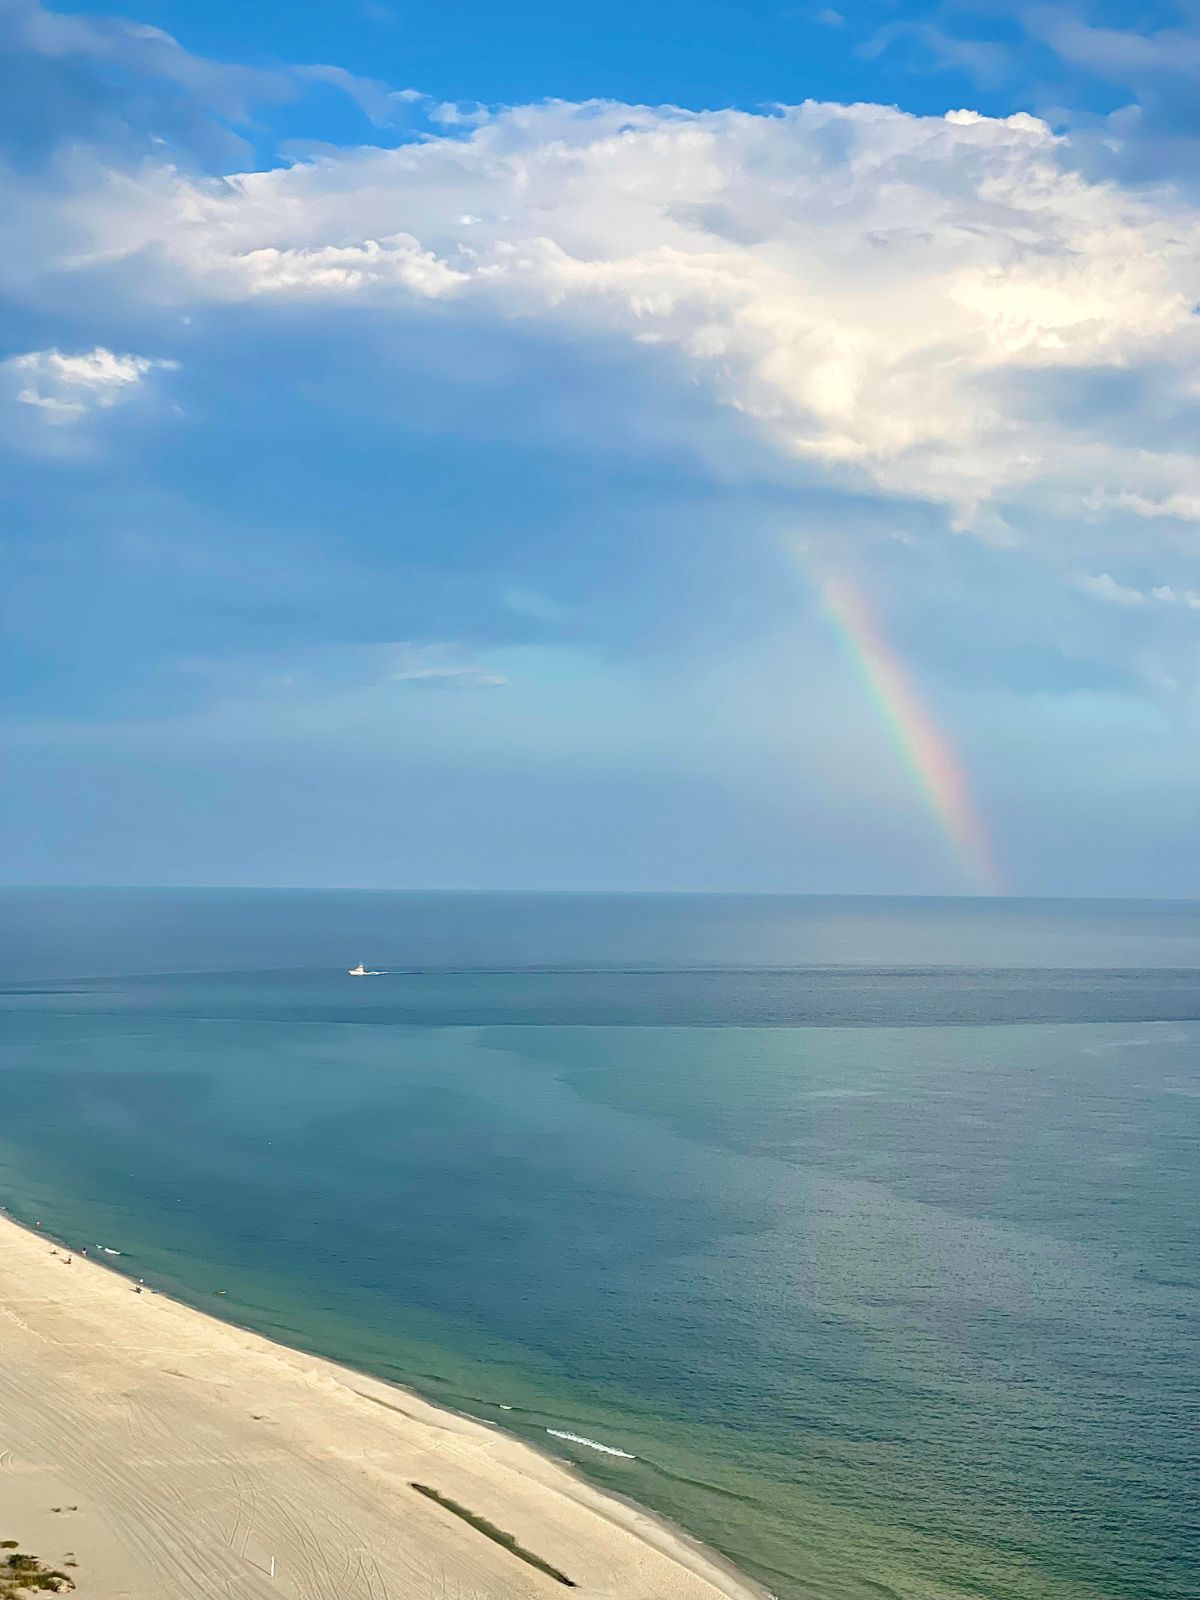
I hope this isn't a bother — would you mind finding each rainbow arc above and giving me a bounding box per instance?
[818,576,1000,895]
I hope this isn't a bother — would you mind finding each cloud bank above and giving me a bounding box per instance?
[10,93,1200,538]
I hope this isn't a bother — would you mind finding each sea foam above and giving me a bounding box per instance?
[546,1428,635,1459]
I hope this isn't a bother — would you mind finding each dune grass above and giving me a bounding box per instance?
[410,1483,575,1587]
[0,1547,75,1593]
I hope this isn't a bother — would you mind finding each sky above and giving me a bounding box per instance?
[2,0,1199,896]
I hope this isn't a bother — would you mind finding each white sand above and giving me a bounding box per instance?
[0,1212,764,1600]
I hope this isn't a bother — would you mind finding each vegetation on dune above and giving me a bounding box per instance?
[1,1547,76,1594]
[410,1483,576,1587]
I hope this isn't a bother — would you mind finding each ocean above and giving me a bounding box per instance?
[1,889,1197,1600]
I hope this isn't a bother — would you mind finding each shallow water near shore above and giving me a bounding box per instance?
[1,891,1198,1600]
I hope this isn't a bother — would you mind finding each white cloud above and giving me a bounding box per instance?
[5,0,418,129]
[8,0,288,120]
[1100,490,1200,524]
[231,236,464,297]
[1074,572,1200,609]
[292,65,423,127]
[23,97,1200,530]
[1025,11,1200,81]
[860,22,1015,85]
[1151,585,1200,608]
[390,665,508,687]
[2,346,178,422]
[385,643,507,688]
[1073,572,1149,606]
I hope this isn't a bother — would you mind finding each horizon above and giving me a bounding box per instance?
[5,883,1200,904]
[7,884,1200,988]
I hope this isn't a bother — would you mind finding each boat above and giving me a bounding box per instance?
[348,962,368,976]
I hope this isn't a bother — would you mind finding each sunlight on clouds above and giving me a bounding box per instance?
[29,98,1200,528]
[235,237,465,296]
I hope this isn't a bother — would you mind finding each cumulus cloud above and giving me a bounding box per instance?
[1074,572,1200,609]
[1073,572,1149,606]
[1152,584,1200,609]
[229,236,465,298]
[14,95,1200,531]
[5,0,1200,670]
[1096,490,1200,524]
[2,345,178,421]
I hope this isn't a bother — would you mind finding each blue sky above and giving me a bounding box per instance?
[2,0,1199,895]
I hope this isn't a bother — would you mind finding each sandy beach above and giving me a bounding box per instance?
[0,1211,764,1600]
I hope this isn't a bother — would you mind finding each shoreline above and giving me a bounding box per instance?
[0,1207,769,1600]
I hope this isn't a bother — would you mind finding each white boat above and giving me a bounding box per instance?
[348,962,368,976]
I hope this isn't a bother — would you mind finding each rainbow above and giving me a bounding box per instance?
[818,575,1000,894]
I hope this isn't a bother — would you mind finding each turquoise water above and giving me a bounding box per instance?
[0,892,1197,1600]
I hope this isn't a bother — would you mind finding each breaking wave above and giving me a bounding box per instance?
[546,1428,635,1459]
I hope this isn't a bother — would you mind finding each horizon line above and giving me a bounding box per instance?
[3,884,1199,906]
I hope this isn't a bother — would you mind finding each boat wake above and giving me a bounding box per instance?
[546,1428,635,1459]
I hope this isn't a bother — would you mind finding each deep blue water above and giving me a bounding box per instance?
[1,890,1197,1600]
